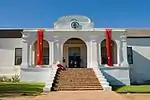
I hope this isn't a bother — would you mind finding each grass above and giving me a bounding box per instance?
[0,82,44,95]
[112,85,150,93]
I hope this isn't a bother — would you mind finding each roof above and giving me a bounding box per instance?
[126,29,150,37]
[0,28,150,38]
[0,29,22,38]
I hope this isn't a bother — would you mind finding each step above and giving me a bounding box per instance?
[56,86,102,88]
[55,79,99,82]
[58,69,94,71]
[56,76,97,78]
[66,68,92,69]
[53,88,103,91]
[57,72,95,75]
[55,84,101,86]
[55,81,100,83]
[56,77,99,79]
[56,75,96,77]
[56,82,100,84]
[57,74,96,76]
[60,72,94,73]
[57,73,96,75]
[55,78,100,81]
[55,83,101,86]
[54,84,102,87]
[58,70,94,72]
[55,78,99,80]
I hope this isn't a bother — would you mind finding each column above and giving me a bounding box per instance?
[90,40,98,67]
[54,40,61,63]
[21,33,29,68]
[29,44,32,66]
[120,33,129,67]
[87,42,91,67]
[49,42,52,65]
[49,42,54,65]
[116,41,121,66]
[51,42,54,64]
[98,43,101,65]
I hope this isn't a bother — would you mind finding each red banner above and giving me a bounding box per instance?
[105,29,113,66]
[36,29,44,65]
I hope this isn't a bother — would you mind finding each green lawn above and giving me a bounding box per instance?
[112,85,150,93]
[0,82,44,95]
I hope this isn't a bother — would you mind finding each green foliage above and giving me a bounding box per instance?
[112,85,150,93]
[0,82,44,95]
[0,75,20,82]
[12,75,20,82]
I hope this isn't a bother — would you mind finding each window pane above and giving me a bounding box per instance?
[101,47,107,64]
[127,47,133,64]
[15,48,22,65]
[43,56,49,65]
[42,48,49,65]
[15,56,22,65]
[15,48,22,56]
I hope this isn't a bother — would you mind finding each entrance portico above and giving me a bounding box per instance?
[20,15,130,85]
[21,31,129,68]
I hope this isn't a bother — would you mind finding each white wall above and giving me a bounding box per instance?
[128,38,150,84]
[0,38,22,75]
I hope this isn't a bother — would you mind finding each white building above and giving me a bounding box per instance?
[0,15,150,86]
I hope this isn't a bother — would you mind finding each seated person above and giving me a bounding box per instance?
[56,61,66,70]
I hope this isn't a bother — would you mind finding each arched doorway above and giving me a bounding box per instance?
[101,39,117,65]
[32,40,49,65]
[63,38,87,68]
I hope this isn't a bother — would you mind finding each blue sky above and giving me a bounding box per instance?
[0,0,150,28]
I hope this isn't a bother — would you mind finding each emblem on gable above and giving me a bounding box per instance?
[70,19,80,29]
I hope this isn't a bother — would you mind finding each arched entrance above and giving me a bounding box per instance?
[32,40,49,65]
[63,38,87,68]
[101,39,117,65]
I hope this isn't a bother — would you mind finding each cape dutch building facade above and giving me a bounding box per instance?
[0,15,150,87]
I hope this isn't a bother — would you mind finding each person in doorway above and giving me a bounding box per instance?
[70,60,74,68]
[62,57,67,68]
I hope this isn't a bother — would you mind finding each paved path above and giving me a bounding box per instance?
[33,91,131,100]
[123,93,150,100]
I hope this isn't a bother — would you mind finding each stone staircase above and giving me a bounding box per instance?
[51,68,103,91]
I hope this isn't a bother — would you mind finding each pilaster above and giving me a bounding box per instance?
[98,43,101,65]
[90,40,98,67]
[87,42,91,68]
[116,41,121,66]
[49,42,54,65]
[29,44,32,66]
[120,32,129,67]
[21,32,29,68]
[54,40,61,63]
[49,42,52,65]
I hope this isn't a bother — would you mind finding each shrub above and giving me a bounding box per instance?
[12,74,20,82]
[0,75,20,82]
[0,76,11,82]
[0,76,4,82]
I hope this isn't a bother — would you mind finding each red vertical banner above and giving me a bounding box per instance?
[36,29,44,65]
[105,29,113,66]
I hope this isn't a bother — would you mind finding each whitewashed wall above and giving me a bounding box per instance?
[128,38,150,84]
[0,38,22,76]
